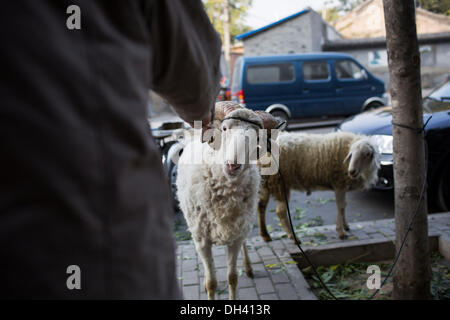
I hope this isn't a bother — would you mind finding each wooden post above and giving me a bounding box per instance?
[223,0,231,64]
[382,0,431,299]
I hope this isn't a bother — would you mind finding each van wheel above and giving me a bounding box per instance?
[270,110,289,123]
[364,101,383,111]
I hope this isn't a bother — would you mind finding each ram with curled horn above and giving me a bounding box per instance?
[175,101,280,300]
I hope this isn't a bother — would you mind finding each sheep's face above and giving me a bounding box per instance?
[345,139,378,179]
[220,110,262,177]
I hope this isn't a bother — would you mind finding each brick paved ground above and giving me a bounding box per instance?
[176,212,450,300]
[176,236,317,300]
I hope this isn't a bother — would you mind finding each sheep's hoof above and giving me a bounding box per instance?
[338,233,348,240]
[261,233,272,242]
[344,224,350,231]
[245,269,254,278]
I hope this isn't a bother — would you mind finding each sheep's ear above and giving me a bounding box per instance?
[343,152,352,164]
[205,120,222,150]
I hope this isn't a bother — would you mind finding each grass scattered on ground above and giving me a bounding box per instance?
[302,252,450,300]
[294,207,307,220]
[315,197,335,205]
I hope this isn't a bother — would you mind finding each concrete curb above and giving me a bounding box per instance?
[281,212,449,267]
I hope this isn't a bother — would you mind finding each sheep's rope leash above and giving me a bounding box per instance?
[271,155,340,300]
[269,116,431,300]
[363,115,432,300]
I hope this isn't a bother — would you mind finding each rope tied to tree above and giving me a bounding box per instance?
[391,115,433,134]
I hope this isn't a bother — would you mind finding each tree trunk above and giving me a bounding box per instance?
[223,0,231,64]
[382,0,431,299]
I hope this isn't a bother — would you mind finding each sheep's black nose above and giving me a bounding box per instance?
[349,169,358,178]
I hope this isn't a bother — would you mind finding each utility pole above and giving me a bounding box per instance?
[223,0,231,64]
[382,0,430,299]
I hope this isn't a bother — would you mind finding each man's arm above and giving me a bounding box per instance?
[148,0,222,125]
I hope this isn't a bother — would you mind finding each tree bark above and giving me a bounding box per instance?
[382,0,431,299]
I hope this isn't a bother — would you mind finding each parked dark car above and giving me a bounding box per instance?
[231,53,388,122]
[337,79,450,212]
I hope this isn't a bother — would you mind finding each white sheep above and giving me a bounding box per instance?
[176,102,278,300]
[258,131,380,240]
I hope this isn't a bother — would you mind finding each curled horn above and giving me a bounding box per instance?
[215,101,243,122]
[254,111,280,160]
[254,111,279,138]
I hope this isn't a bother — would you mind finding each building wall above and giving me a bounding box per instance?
[243,11,314,56]
[435,43,450,68]
[415,9,450,35]
[335,0,450,39]
[242,10,340,56]
[310,10,324,52]
[335,0,385,38]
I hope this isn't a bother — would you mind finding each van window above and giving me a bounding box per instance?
[335,60,366,80]
[246,64,294,84]
[302,61,329,80]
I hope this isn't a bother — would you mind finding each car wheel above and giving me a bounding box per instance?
[161,141,177,172]
[364,101,384,111]
[169,163,181,213]
[436,161,450,212]
[270,110,289,124]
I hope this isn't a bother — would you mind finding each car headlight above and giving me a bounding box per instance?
[372,135,393,154]
[382,92,391,105]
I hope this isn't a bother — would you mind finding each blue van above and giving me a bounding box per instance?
[231,53,387,121]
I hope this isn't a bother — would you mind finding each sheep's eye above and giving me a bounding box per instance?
[222,126,227,132]
[366,152,372,158]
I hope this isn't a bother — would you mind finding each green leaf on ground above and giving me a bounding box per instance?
[312,232,327,241]
[316,197,335,205]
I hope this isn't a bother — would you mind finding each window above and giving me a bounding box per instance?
[246,64,294,84]
[335,60,366,80]
[302,61,329,81]
[231,57,242,92]
[420,45,435,66]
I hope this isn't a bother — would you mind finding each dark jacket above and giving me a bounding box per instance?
[0,0,221,299]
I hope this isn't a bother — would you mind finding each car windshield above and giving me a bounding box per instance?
[423,81,450,113]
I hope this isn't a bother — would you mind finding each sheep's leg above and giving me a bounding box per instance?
[257,188,272,242]
[226,241,241,300]
[343,212,350,231]
[195,240,217,300]
[275,196,296,242]
[335,190,348,239]
[241,241,253,278]
[339,191,350,231]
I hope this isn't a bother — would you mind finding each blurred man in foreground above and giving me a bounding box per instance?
[0,0,221,299]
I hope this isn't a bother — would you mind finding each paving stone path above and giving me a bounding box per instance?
[176,212,450,300]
